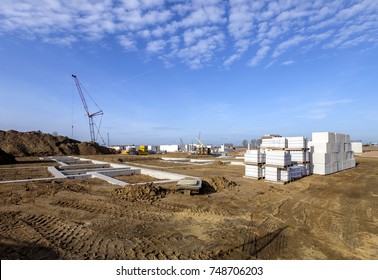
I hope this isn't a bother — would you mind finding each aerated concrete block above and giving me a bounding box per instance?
[311,153,337,164]
[287,136,308,149]
[312,132,335,143]
[290,150,307,163]
[245,165,264,178]
[280,169,291,182]
[311,142,340,153]
[244,150,266,164]
[265,166,280,181]
[261,137,287,149]
[265,150,291,166]
[335,133,346,144]
[351,142,363,153]
[312,163,337,175]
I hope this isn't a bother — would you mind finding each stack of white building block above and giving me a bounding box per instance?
[261,137,287,149]
[244,132,356,182]
[265,150,292,183]
[244,149,266,164]
[265,150,291,166]
[244,136,311,183]
[351,141,363,154]
[244,150,265,179]
[310,132,356,175]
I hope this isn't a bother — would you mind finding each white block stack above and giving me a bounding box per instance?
[243,149,265,179]
[287,136,308,149]
[243,132,356,182]
[244,150,266,164]
[265,166,280,182]
[310,132,356,175]
[351,142,363,154]
[266,150,291,167]
[261,137,287,149]
[245,165,264,178]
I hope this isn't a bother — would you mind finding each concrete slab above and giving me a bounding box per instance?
[59,163,110,170]
[61,167,131,176]
[161,157,191,162]
[47,166,67,179]
[90,173,127,187]
[91,168,141,177]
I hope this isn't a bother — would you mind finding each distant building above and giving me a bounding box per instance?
[160,144,180,153]
[220,143,234,153]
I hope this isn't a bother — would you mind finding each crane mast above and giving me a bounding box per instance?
[71,74,104,143]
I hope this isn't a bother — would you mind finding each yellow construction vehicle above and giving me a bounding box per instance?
[137,145,149,155]
[121,146,137,155]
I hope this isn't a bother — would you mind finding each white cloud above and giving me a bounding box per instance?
[282,60,294,66]
[146,39,166,53]
[180,3,225,27]
[118,35,137,51]
[272,35,306,58]
[248,46,270,66]
[183,26,217,45]
[299,98,354,120]
[0,0,377,68]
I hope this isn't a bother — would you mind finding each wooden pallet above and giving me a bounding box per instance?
[243,175,264,180]
[265,163,294,169]
[244,162,265,166]
[264,179,291,185]
[285,148,309,151]
[291,161,311,164]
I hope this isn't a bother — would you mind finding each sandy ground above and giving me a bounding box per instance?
[0,155,377,260]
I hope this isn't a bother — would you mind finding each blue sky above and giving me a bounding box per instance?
[0,0,377,146]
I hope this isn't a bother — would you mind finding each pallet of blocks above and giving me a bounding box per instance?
[264,150,292,183]
[260,137,287,149]
[244,149,265,180]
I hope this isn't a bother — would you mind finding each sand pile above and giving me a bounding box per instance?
[202,176,238,192]
[0,130,114,156]
[0,148,16,165]
[114,183,169,202]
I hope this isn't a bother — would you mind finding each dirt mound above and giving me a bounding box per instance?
[212,161,226,166]
[0,148,16,165]
[77,142,113,155]
[0,130,114,156]
[202,176,238,193]
[113,183,169,202]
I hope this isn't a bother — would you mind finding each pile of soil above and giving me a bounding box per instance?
[202,176,238,192]
[0,130,114,156]
[212,161,226,166]
[0,148,16,165]
[113,183,169,202]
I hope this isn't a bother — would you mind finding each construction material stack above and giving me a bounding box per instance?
[265,150,292,183]
[244,150,265,179]
[310,132,356,175]
[286,136,310,177]
[244,136,312,183]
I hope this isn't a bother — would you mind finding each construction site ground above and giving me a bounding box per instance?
[0,153,377,260]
